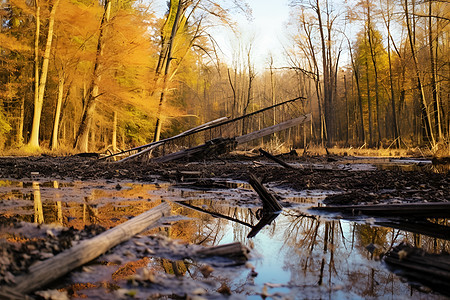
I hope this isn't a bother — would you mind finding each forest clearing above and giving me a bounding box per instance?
[0,0,449,298]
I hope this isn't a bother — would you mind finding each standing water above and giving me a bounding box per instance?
[0,178,448,299]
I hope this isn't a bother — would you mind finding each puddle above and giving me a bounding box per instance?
[0,179,448,299]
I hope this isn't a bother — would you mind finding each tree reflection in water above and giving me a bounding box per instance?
[0,180,448,298]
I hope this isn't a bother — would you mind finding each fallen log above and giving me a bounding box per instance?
[248,174,283,212]
[235,114,311,145]
[152,138,236,163]
[196,242,250,261]
[1,202,170,295]
[259,148,295,169]
[310,202,450,218]
[115,117,230,162]
[384,243,450,297]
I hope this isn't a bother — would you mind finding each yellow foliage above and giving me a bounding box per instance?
[0,33,31,52]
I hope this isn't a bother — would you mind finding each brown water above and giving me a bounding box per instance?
[0,179,448,299]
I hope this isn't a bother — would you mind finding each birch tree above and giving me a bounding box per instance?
[28,0,60,148]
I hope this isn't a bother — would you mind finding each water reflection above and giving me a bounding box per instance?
[0,180,165,229]
[171,202,448,298]
[0,179,448,298]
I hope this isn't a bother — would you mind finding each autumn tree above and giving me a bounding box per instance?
[28,0,60,148]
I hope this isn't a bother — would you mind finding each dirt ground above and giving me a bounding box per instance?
[0,153,448,206]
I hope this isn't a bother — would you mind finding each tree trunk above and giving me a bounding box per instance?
[153,0,184,143]
[404,0,436,147]
[386,10,400,147]
[28,0,60,148]
[428,1,442,142]
[112,111,117,152]
[365,59,373,147]
[347,39,365,145]
[366,6,381,146]
[74,0,111,151]
[315,0,331,146]
[344,74,349,146]
[18,97,24,146]
[50,73,64,150]
[29,2,40,148]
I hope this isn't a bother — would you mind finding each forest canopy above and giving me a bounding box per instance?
[0,0,448,153]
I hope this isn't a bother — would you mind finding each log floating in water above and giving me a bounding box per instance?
[311,202,450,218]
[1,202,170,295]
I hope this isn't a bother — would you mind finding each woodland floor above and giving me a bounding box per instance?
[0,152,448,206]
[0,152,449,299]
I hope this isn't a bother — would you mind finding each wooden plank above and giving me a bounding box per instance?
[311,202,450,218]
[3,203,170,295]
[235,114,311,145]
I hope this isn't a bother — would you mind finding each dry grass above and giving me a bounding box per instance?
[0,144,78,157]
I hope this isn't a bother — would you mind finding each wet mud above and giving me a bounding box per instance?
[0,154,449,299]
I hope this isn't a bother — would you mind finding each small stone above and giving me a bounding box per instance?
[398,250,408,260]
[217,283,231,295]
[199,265,214,278]
[133,241,145,247]
[192,288,207,295]
[124,250,135,258]
[245,262,254,269]
[35,289,69,300]
[40,252,54,259]
[106,254,123,265]
[145,248,155,255]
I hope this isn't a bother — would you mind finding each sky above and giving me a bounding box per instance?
[215,0,292,70]
[153,0,292,72]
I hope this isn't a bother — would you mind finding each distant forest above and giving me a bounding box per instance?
[0,0,448,153]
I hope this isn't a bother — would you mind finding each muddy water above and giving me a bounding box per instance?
[0,179,448,299]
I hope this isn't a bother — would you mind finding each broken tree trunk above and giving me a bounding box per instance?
[259,148,295,169]
[235,114,311,145]
[152,138,236,163]
[248,174,283,212]
[102,117,229,162]
[2,202,170,295]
